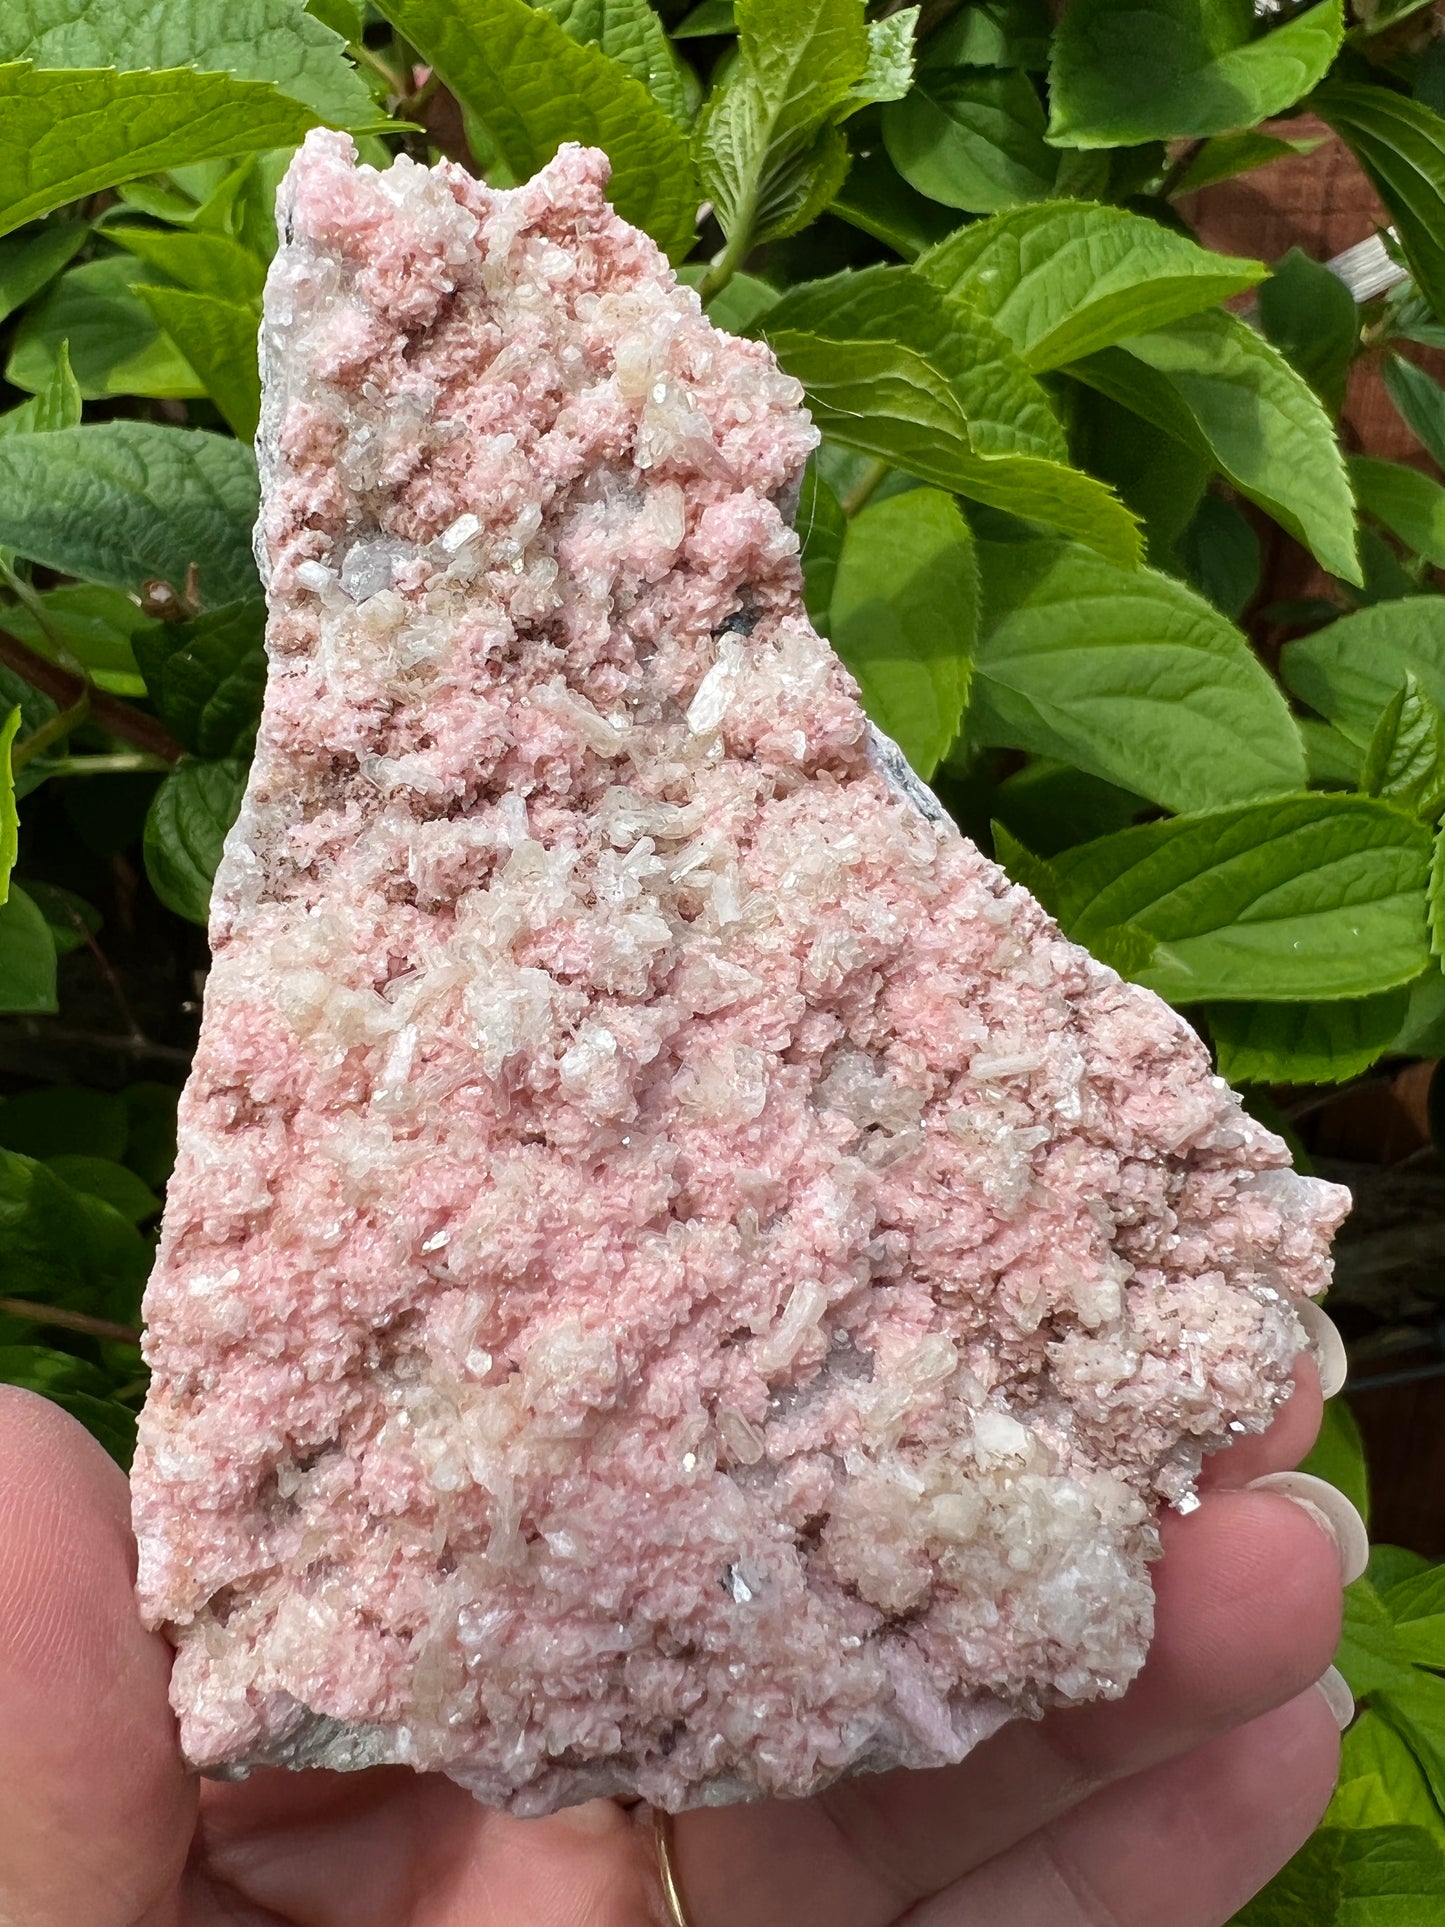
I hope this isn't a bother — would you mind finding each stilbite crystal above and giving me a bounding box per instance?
[132,131,1349,1815]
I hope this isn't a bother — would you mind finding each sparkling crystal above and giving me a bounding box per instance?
[131,131,1349,1815]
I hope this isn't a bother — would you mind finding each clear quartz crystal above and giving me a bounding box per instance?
[131,131,1350,1816]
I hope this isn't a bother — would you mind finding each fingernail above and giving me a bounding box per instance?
[1246,1471,1370,1585]
[1313,1664,1355,1731]
[1297,1299,1348,1399]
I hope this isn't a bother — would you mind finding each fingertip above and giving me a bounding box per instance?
[1199,1354,1325,1492]
[1135,1486,1345,1732]
[0,1386,194,1924]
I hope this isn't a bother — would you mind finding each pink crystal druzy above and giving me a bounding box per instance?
[131,131,1348,1814]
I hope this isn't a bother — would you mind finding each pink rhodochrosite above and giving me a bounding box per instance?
[131,130,1348,1816]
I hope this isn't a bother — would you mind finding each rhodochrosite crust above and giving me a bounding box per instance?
[132,131,1347,1815]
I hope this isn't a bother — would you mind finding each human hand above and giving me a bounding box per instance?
[0,1355,1357,1927]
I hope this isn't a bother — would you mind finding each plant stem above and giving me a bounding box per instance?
[400,70,442,120]
[39,752,173,777]
[353,39,407,96]
[1159,138,1206,200]
[0,1024,194,1068]
[0,561,89,683]
[695,217,756,304]
[0,626,183,763]
[11,695,90,771]
[0,1297,141,1345]
[841,458,888,517]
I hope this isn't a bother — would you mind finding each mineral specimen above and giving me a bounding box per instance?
[131,129,1349,1815]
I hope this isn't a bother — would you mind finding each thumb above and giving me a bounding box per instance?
[0,1386,195,1926]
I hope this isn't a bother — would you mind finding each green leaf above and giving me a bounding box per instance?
[1073,309,1360,584]
[1383,1566,1445,1671]
[675,0,734,34]
[765,264,1067,458]
[144,755,248,925]
[1354,0,1438,35]
[1340,1573,1421,1700]
[1299,1398,1372,1521]
[0,218,87,323]
[1431,820,1445,962]
[45,1154,159,1224]
[1071,384,1209,567]
[882,67,1058,214]
[8,253,203,401]
[917,200,1264,372]
[1175,493,1261,620]
[1361,529,1427,600]
[0,583,149,695]
[374,0,699,258]
[679,263,780,330]
[0,0,381,129]
[969,536,1305,813]
[694,0,863,249]
[855,9,918,109]
[1048,0,1345,150]
[1170,129,1323,196]
[1384,354,1445,470]
[796,457,845,632]
[136,285,261,439]
[1209,992,1410,1088]
[1379,1673,1445,1821]
[0,1343,137,1463]
[1361,521,1432,599]
[828,140,961,260]
[306,0,365,37]
[1315,83,1445,327]
[22,879,100,955]
[0,883,56,1013]
[0,338,81,439]
[1329,1714,1442,1833]
[1391,964,1445,1056]
[536,0,693,122]
[0,422,259,601]
[1361,675,1445,817]
[190,151,292,261]
[133,601,267,759]
[0,706,18,904]
[121,1081,178,1191]
[0,663,55,741]
[1233,1825,1445,1925]
[106,226,267,307]
[1352,457,1445,569]
[859,10,917,101]
[0,1086,127,1160]
[0,1342,113,1399]
[1044,794,1433,1004]
[829,488,976,778]
[0,64,322,239]
[0,1144,151,1323]
[762,266,1141,563]
[1301,716,1365,790]
[49,1387,138,1463]
[991,758,1144,856]
[920,0,1049,72]
[1258,247,1359,414]
[1282,598,1445,745]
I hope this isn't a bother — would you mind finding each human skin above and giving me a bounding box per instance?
[0,1358,1349,1927]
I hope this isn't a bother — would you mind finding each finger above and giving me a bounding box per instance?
[196,1767,659,1926]
[1200,1352,1325,1491]
[674,1486,1346,1927]
[913,1690,1340,1927]
[0,1387,195,1927]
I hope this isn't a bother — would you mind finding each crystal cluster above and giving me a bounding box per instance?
[131,131,1349,1814]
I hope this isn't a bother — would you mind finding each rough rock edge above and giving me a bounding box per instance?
[142,133,1346,1810]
